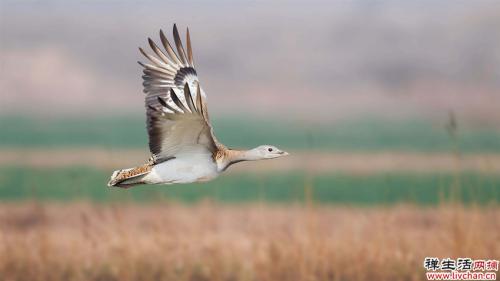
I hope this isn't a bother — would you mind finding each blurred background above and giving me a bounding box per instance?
[0,1,499,280]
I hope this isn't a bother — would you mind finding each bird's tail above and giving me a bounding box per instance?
[107,164,152,188]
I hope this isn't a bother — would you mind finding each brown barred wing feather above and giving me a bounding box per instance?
[138,24,217,162]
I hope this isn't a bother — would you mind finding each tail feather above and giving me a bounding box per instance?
[107,164,152,188]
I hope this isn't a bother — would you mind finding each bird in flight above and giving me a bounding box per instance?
[108,24,288,188]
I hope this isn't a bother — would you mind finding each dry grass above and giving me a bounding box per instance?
[0,202,498,281]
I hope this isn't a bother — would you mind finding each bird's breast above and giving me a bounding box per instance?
[148,154,219,184]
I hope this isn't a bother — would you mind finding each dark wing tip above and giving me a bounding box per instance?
[172,23,187,65]
[147,38,155,47]
[157,96,167,107]
[186,27,194,66]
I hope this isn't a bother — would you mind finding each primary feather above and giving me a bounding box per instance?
[139,25,212,162]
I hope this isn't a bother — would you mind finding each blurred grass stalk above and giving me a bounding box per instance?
[446,110,468,257]
[304,130,318,246]
[446,110,462,204]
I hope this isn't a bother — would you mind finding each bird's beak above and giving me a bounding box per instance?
[279,151,289,156]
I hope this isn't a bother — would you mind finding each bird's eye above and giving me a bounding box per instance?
[268,148,273,152]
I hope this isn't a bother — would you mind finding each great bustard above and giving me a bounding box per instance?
[108,24,288,188]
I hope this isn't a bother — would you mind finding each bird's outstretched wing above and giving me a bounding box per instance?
[139,24,218,162]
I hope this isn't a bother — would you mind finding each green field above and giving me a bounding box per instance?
[2,115,500,152]
[2,115,499,205]
[0,166,498,205]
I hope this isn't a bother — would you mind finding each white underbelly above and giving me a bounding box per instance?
[144,155,219,184]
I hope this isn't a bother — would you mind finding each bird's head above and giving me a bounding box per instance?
[254,145,289,159]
